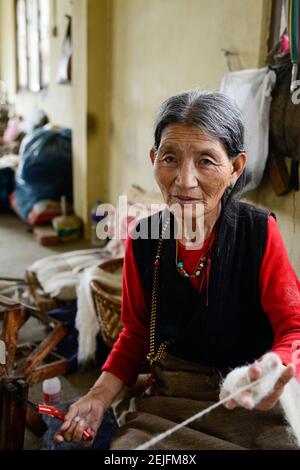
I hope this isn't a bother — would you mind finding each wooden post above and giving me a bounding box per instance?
[269,152,291,195]
[27,353,68,384]
[267,0,291,194]
[2,304,27,371]
[267,0,283,53]
[0,380,28,450]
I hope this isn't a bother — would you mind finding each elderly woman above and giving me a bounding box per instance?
[54,91,300,450]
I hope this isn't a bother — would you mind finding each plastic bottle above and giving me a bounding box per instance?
[52,195,82,242]
[42,377,61,405]
[91,199,107,247]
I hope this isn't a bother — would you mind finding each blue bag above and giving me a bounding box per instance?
[13,127,72,221]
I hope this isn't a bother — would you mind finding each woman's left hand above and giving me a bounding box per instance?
[219,354,296,411]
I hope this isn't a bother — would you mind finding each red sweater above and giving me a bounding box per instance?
[102,216,300,385]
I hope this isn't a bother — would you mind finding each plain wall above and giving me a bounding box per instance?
[109,0,271,202]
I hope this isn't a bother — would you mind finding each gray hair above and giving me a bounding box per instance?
[153,90,247,196]
[154,90,245,157]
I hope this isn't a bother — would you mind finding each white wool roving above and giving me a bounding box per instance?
[220,352,285,407]
[221,352,300,446]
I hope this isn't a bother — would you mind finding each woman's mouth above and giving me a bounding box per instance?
[171,195,201,203]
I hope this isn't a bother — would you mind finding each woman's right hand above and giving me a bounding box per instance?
[54,387,107,447]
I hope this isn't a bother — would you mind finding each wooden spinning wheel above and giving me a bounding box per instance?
[0,294,68,450]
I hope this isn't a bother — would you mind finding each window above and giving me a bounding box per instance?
[16,0,50,92]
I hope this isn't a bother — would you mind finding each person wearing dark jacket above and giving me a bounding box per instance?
[54,91,300,450]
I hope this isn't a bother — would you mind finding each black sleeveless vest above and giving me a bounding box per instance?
[132,199,274,369]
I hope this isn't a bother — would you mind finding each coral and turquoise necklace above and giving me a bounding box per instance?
[175,232,215,279]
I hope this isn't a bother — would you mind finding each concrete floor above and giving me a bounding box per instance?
[0,212,91,278]
[0,212,104,449]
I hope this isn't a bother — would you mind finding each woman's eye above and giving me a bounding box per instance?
[200,158,213,166]
[162,155,176,163]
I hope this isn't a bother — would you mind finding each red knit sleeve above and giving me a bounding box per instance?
[260,216,300,377]
[101,234,149,386]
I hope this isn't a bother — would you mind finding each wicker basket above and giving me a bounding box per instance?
[90,258,123,349]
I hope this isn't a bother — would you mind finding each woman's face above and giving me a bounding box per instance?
[150,123,247,221]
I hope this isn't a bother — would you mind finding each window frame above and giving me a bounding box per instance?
[15,0,50,93]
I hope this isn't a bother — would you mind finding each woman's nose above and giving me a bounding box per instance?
[175,161,198,188]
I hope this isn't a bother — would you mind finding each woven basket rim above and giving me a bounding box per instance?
[90,256,123,348]
[90,279,121,306]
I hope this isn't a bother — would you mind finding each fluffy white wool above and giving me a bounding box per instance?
[220,352,300,446]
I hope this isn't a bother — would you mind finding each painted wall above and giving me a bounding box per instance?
[72,0,113,234]
[0,0,16,102]
[72,0,87,227]
[109,0,271,202]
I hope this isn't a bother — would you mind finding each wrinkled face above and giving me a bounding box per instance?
[150,124,246,221]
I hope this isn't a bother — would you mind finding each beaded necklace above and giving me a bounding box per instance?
[175,232,214,279]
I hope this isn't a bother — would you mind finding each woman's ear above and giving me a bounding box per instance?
[150,147,156,165]
[231,153,248,185]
